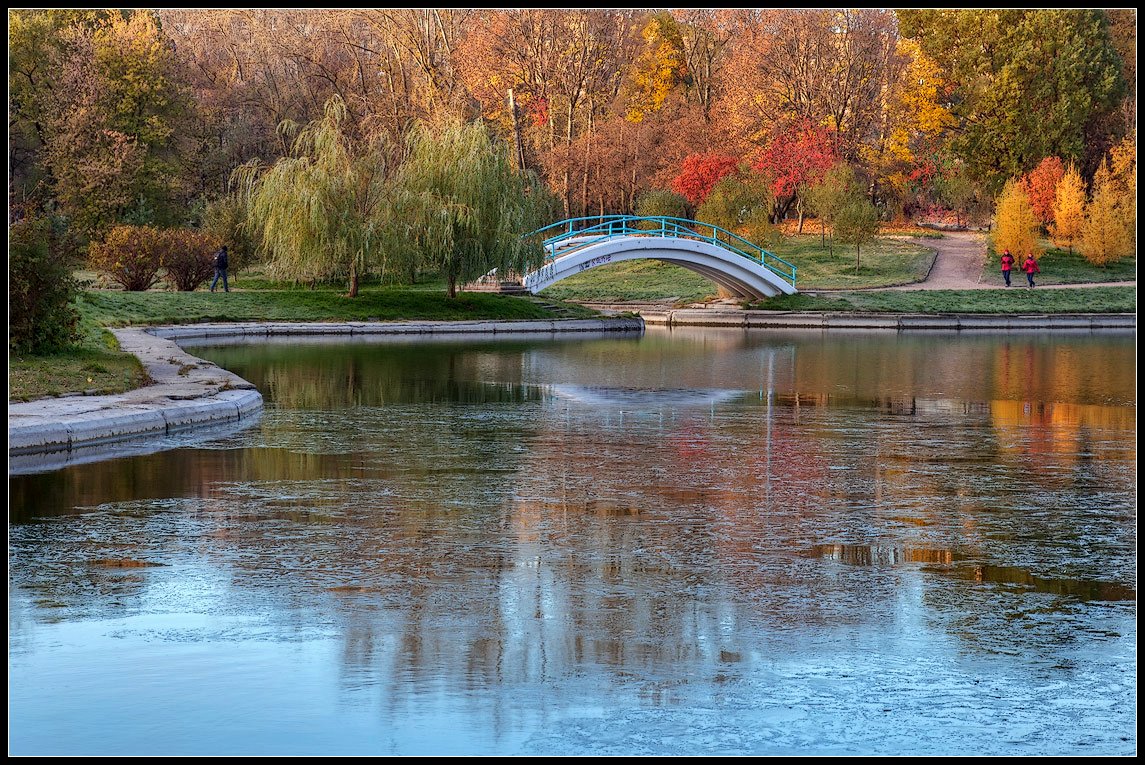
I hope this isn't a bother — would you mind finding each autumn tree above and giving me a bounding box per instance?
[752,118,838,227]
[12,10,191,236]
[1108,135,1137,251]
[1081,160,1133,266]
[458,10,635,214]
[899,9,1127,190]
[623,12,687,122]
[1019,157,1065,229]
[1050,165,1086,255]
[238,96,403,297]
[862,38,955,213]
[671,152,739,207]
[398,119,550,298]
[8,10,109,204]
[670,9,736,121]
[992,178,1043,260]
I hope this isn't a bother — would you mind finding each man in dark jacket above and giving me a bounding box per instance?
[210,246,229,293]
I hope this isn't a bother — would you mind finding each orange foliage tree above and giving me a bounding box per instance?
[1019,156,1065,229]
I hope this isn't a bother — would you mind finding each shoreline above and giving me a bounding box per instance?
[7,317,643,468]
[637,309,1136,330]
[7,311,1134,470]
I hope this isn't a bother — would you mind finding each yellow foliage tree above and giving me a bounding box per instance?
[1050,164,1086,255]
[625,13,687,122]
[992,178,1042,261]
[1081,160,1133,266]
[1109,134,1136,251]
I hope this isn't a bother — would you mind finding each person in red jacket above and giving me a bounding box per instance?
[1000,249,1015,286]
[1022,252,1040,288]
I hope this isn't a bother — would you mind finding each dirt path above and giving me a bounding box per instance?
[890,231,1135,291]
[900,231,986,289]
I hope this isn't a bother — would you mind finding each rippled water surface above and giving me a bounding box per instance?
[9,328,1137,755]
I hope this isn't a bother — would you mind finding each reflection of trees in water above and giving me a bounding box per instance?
[9,331,1138,711]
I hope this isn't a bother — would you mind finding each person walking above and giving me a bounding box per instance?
[1000,249,1015,287]
[210,245,229,293]
[1022,252,1040,288]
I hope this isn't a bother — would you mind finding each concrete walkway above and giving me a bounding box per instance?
[9,328,263,457]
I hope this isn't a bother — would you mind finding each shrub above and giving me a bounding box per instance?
[161,229,222,291]
[89,225,165,291]
[696,175,777,246]
[9,215,80,353]
[635,189,691,221]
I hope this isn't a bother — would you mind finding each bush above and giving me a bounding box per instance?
[161,229,222,291]
[696,175,777,246]
[89,225,165,291]
[89,226,222,291]
[9,215,80,353]
[635,189,691,221]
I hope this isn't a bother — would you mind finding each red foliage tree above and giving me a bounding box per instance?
[752,118,838,221]
[1019,156,1065,226]
[670,152,740,206]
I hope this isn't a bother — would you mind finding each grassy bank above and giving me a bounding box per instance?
[9,308,148,402]
[10,286,596,402]
[751,287,1137,314]
[542,235,936,302]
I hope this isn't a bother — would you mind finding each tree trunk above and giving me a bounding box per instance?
[348,261,359,298]
[448,273,458,298]
[821,217,826,247]
[855,243,860,275]
[797,196,805,234]
[563,100,574,217]
[508,88,527,173]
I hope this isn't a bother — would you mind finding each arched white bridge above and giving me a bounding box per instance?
[520,216,798,300]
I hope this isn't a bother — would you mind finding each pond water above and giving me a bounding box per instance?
[9,328,1137,755]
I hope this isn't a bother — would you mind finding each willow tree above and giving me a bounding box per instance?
[236,96,403,297]
[398,119,549,298]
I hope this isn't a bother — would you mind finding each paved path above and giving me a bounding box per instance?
[887,232,1135,291]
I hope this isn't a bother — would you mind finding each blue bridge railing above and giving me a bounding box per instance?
[526,215,797,289]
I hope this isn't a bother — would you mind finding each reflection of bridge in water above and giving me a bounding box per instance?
[476,216,799,300]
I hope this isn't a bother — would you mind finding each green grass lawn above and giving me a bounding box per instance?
[81,285,596,326]
[542,235,936,302]
[771,235,935,289]
[752,287,1137,314]
[542,260,717,303]
[980,242,1137,286]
